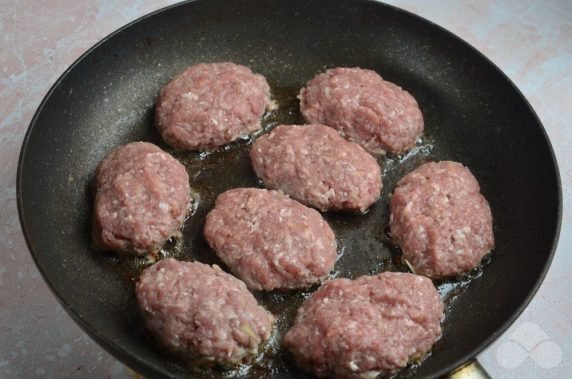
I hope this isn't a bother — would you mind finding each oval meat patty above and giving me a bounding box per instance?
[92,142,190,256]
[390,161,494,279]
[155,62,274,150]
[136,258,274,366]
[284,272,444,378]
[250,124,382,212]
[299,67,423,155]
[203,188,337,291]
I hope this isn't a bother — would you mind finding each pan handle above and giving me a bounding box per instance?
[444,359,491,379]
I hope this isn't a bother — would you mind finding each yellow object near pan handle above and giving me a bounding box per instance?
[445,359,491,379]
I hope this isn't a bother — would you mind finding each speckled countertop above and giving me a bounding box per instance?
[1,0,570,378]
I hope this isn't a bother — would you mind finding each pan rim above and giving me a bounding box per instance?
[16,0,563,377]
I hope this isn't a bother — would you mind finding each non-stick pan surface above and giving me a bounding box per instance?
[18,0,561,378]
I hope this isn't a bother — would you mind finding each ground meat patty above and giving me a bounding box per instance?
[203,188,337,291]
[390,161,494,279]
[92,142,190,256]
[284,272,443,378]
[299,67,423,155]
[250,124,382,212]
[136,258,274,366]
[155,62,274,150]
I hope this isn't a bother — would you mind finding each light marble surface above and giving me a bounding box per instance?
[1,0,570,378]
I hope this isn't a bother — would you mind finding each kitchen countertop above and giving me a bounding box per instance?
[1,0,570,377]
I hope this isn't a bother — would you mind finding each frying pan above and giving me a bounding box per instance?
[17,0,561,378]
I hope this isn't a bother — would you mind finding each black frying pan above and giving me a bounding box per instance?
[17,0,561,378]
